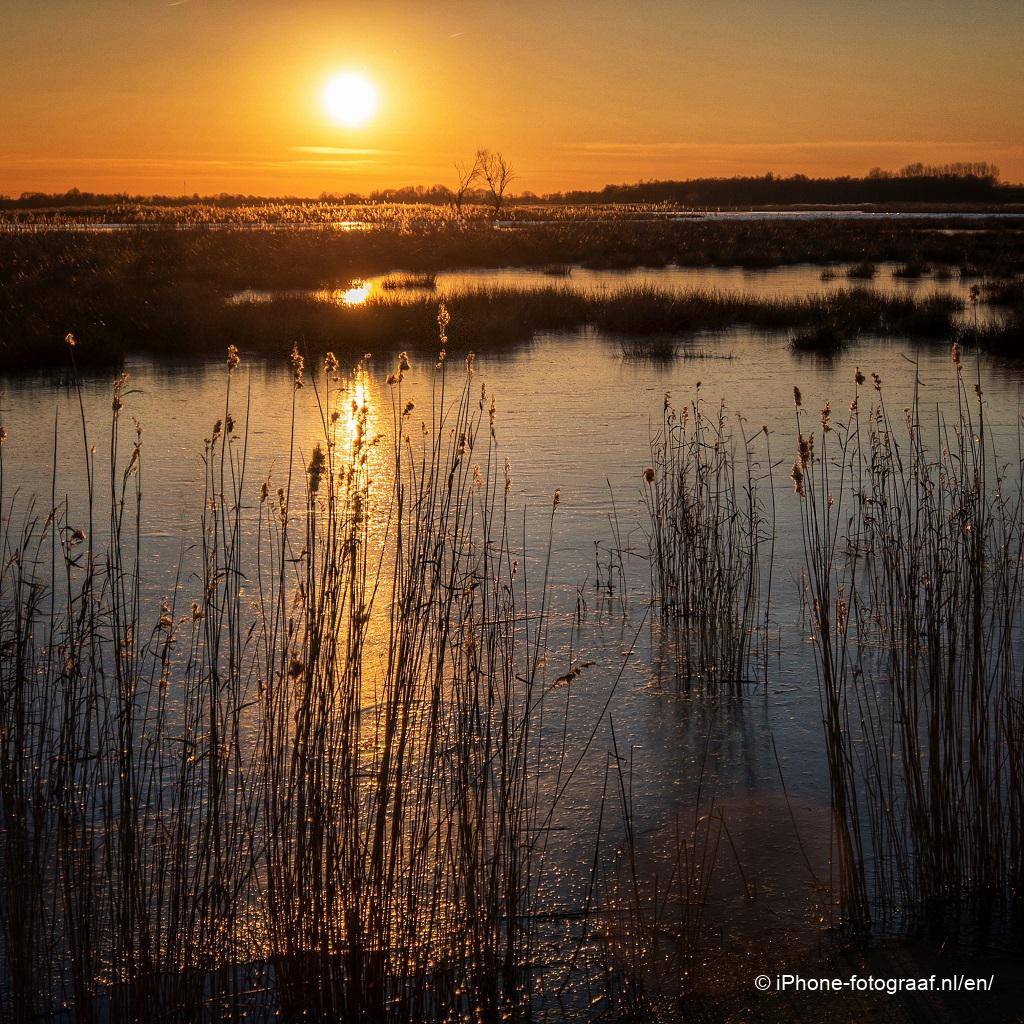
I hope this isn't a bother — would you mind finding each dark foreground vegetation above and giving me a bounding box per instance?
[1,217,1023,371]
[796,357,1024,941]
[2,338,1023,1022]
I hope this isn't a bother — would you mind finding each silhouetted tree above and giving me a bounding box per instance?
[453,155,482,215]
[477,149,514,213]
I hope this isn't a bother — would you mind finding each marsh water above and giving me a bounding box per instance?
[3,273,1023,1006]
[230,260,991,312]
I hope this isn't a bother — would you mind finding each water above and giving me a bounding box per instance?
[229,261,995,324]
[2,323,1023,1004]
[427,262,977,302]
[659,210,1024,222]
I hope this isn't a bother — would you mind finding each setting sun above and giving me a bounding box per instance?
[323,71,378,129]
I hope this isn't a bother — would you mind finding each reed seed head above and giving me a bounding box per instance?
[308,444,326,494]
[290,345,305,388]
[790,459,805,497]
[437,302,450,345]
[798,432,814,467]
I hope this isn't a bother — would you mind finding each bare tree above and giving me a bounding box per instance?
[452,155,482,215]
[476,149,514,214]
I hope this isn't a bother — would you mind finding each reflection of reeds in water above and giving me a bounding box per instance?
[591,731,723,1018]
[794,356,1024,936]
[539,264,572,278]
[0,324,563,1020]
[641,391,773,695]
[618,335,680,361]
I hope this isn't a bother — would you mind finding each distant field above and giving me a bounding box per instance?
[2,199,1024,229]
[1,209,1022,372]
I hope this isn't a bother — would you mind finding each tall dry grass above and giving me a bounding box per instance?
[793,354,1024,935]
[0,318,567,1021]
[641,390,774,695]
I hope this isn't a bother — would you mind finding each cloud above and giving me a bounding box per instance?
[290,146,392,157]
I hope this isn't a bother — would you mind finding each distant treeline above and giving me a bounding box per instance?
[3,163,1022,209]
[550,164,1022,206]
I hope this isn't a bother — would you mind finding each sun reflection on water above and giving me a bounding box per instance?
[340,281,372,305]
[345,378,369,443]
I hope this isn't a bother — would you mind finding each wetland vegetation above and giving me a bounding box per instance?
[1,212,1022,372]
[2,206,1024,1023]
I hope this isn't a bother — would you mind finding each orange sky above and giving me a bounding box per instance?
[2,0,1022,196]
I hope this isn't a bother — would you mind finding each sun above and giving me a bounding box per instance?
[323,72,378,128]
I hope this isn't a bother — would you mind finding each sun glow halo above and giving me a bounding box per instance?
[323,72,378,128]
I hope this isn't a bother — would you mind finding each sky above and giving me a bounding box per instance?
[2,0,1022,196]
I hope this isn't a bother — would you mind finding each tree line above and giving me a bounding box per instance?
[549,164,1010,205]
[5,161,1021,209]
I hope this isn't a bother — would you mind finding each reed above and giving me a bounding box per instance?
[379,271,437,290]
[846,262,877,280]
[0,319,567,1020]
[980,277,1024,307]
[213,285,968,369]
[892,260,929,279]
[640,391,773,695]
[793,355,1024,935]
